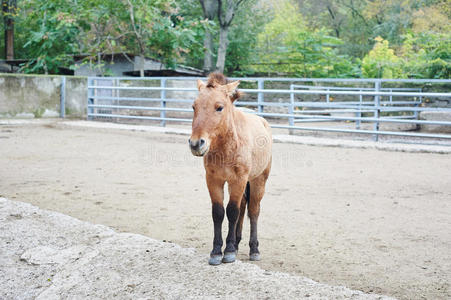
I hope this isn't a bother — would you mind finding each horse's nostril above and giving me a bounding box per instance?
[189,139,198,149]
[200,139,206,147]
[188,138,191,144]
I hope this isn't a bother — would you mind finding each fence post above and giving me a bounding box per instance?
[326,88,330,103]
[413,88,422,130]
[87,78,94,120]
[289,84,295,135]
[415,88,422,120]
[356,89,362,129]
[160,78,167,127]
[114,79,119,123]
[60,76,66,118]
[257,79,264,113]
[373,80,381,141]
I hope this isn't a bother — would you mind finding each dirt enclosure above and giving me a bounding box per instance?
[1,121,450,299]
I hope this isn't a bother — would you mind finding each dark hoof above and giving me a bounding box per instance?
[249,253,261,261]
[222,251,236,263]
[208,254,222,266]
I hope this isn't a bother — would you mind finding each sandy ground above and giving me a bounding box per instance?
[1,198,392,299]
[0,121,450,299]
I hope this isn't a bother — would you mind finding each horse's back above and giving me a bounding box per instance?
[238,111,272,179]
[241,111,271,136]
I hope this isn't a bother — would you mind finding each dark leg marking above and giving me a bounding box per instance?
[224,202,239,253]
[222,201,240,263]
[249,217,260,260]
[211,202,224,256]
[249,217,259,253]
[244,181,251,203]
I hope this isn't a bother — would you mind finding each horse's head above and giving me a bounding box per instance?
[189,73,240,157]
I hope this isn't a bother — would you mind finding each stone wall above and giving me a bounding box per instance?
[65,77,88,117]
[0,73,87,118]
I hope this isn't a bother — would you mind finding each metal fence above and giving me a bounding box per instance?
[87,77,451,142]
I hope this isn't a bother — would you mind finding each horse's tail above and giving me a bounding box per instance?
[244,181,251,204]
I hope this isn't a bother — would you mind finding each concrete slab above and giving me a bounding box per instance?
[420,111,451,133]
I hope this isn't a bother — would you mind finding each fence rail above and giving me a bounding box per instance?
[87,77,451,143]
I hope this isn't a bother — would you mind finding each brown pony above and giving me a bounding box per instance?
[189,73,272,265]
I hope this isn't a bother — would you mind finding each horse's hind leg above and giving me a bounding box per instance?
[248,165,270,261]
[235,194,247,251]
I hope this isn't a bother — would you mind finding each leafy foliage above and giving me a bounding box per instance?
[400,32,451,78]
[115,0,202,68]
[2,0,450,78]
[223,0,267,75]
[362,37,403,78]
[252,0,358,77]
[21,0,81,74]
[11,0,204,74]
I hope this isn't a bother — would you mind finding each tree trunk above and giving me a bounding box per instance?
[199,0,218,72]
[203,29,214,72]
[215,0,246,74]
[3,0,16,60]
[97,52,102,75]
[139,55,145,77]
[215,26,229,73]
[326,5,340,38]
[5,26,14,60]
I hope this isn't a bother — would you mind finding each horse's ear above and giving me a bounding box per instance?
[197,79,206,91]
[224,80,241,102]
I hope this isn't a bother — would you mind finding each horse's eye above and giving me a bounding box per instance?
[192,105,195,112]
[216,106,223,112]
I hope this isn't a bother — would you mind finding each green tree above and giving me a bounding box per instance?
[21,0,82,74]
[400,32,451,78]
[108,0,203,76]
[223,0,267,75]
[15,0,204,75]
[361,36,403,78]
[4,0,451,78]
[178,0,267,75]
[253,0,358,77]
[196,0,251,73]
[296,0,373,58]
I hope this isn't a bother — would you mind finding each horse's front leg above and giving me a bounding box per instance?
[223,179,248,263]
[206,175,225,265]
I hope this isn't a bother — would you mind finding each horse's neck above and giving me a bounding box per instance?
[211,108,240,153]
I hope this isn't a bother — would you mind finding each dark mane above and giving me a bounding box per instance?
[206,72,241,100]
[206,72,228,88]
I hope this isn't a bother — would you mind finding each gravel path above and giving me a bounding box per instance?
[0,198,391,299]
